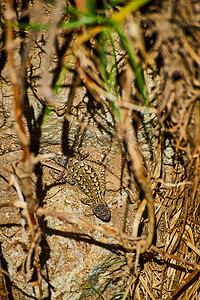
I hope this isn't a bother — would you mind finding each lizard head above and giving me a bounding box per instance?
[92,204,111,222]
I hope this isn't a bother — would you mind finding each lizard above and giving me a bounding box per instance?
[53,155,111,222]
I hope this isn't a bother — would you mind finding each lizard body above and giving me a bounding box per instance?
[57,156,111,222]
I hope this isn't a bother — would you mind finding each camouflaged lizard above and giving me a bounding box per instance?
[56,156,111,222]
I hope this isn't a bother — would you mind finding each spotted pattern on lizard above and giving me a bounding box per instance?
[57,156,111,222]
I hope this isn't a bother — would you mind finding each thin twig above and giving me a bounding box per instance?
[36,207,143,243]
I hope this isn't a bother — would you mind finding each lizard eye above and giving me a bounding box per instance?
[93,204,111,222]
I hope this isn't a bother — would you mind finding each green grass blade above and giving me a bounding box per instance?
[61,15,97,29]
[41,106,54,127]
[14,22,51,30]
[99,29,109,83]
[107,30,118,94]
[110,22,148,106]
[104,259,126,268]
[109,294,126,300]
[87,0,96,14]
[86,286,106,300]
[112,0,151,23]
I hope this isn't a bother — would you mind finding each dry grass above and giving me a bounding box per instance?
[0,0,200,299]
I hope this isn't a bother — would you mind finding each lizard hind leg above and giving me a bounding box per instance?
[80,196,92,205]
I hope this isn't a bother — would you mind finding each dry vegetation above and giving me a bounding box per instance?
[0,0,200,299]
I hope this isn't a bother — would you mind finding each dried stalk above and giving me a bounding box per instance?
[120,66,155,254]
